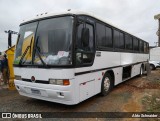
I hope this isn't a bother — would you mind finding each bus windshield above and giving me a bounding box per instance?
[14,22,38,65]
[14,16,73,66]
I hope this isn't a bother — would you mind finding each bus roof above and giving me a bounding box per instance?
[20,10,124,31]
[21,10,147,43]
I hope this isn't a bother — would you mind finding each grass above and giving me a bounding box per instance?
[141,93,160,112]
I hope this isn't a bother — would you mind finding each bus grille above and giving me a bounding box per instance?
[22,78,49,84]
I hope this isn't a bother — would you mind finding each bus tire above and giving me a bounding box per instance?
[100,73,113,96]
[139,65,143,76]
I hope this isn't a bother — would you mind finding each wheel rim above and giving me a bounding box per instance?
[140,67,143,75]
[104,77,110,92]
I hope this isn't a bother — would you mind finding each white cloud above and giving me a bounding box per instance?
[0,0,160,52]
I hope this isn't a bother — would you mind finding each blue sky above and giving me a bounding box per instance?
[0,0,160,51]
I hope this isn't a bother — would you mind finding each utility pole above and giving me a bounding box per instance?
[4,30,18,48]
[154,14,160,47]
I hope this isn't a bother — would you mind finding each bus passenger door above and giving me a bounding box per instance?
[75,20,96,102]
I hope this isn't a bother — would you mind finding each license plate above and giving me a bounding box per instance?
[31,88,41,95]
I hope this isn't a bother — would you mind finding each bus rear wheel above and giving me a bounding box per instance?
[139,66,143,76]
[100,73,113,96]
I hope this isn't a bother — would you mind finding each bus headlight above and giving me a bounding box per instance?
[49,79,56,84]
[15,75,22,80]
[56,79,63,85]
[49,79,70,85]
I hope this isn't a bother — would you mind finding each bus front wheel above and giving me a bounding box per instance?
[100,73,113,96]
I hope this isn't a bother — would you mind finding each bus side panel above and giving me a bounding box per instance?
[75,73,95,103]
[79,79,94,102]
[93,71,104,95]
[14,68,75,80]
[112,67,123,86]
[121,53,147,65]
[131,63,141,77]
[93,51,121,70]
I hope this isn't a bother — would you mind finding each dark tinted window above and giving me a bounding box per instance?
[146,43,149,53]
[114,30,124,49]
[144,42,147,53]
[96,23,105,47]
[119,32,124,49]
[114,30,119,48]
[125,34,132,50]
[76,23,94,52]
[76,23,94,65]
[139,40,144,52]
[76,24,84,49]
[86,24,94,52]
[133,38,139,51]
[105,26,112,47]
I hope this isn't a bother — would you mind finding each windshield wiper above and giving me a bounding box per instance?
[35,36,46,66]
[19,37,33,65]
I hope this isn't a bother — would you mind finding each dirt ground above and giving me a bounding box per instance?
[0,69,160,121]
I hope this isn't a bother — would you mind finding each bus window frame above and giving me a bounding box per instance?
[75,16,96,68]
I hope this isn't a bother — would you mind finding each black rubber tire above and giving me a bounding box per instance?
[100,73,113,96]
[150,64,156,70]
[138,66,143,77]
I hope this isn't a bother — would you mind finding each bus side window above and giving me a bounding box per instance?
[76,24,84,51]
[125,34,133,50]
[139,40,144,53]
[76,23,94,65]
[86,24,94,52]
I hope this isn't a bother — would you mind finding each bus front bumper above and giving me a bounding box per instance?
[14,80,76,105]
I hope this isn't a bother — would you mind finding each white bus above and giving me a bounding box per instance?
[14,11,149,105]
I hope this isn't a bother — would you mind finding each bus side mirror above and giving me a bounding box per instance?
[81,28,90,47]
